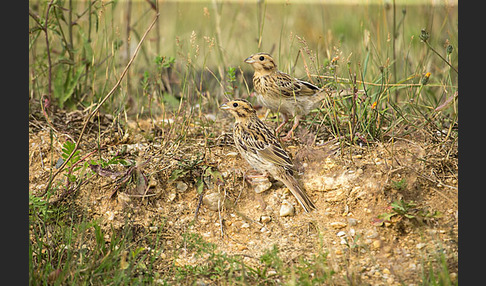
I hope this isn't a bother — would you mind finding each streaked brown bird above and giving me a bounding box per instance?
[220,98,316,213]
[245,52,352,140]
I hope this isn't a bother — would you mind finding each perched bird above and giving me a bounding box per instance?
[220,98,316,213]
[245,52,352,140]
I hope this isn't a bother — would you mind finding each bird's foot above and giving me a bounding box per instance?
[280,130,294,141]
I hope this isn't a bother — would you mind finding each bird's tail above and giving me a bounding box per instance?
[278,172,316,213]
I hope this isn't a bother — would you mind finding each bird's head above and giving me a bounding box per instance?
[220,98,257,121]
[244,53,277,74]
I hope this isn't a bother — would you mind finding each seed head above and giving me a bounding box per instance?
[446,44,453,55]
[419,29,430,42]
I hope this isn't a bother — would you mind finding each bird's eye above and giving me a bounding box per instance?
[259,56,265,61]
[233,102,238,107]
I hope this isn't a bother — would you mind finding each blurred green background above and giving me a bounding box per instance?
[29,0,457,115]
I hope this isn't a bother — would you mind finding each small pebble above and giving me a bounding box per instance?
[202,192,222,211]
[117,192,131,204]
[347,218,358,226]
[279,200,295,217]
[253,177,272,193]
[330,221,347,229]
[167,192,177,202]
[416,243,427,250]
[372,240,381,249]
[260,215,272,223]
[176,181,188,192]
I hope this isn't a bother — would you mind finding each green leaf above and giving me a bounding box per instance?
[205,167,224,186]
[131,247,145,258]
[61,141,81,168]
[362,50,370,79]
[196,177,204,194]
[169,168,188,181]
[53,65,85,109]
[377,212,396,222]
[163,56,176,68]
[63,65,85,104]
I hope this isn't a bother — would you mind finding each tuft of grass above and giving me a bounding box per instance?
[170,232,335,285]
[29,211,167,285]
[419,242,458,286]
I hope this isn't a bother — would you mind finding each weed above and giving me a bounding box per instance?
[60,140,81,183]
[376,199,442,227]
[171,233,335,285]
[419,241,458,286]
[391,178,408,191]
[30,214,167,285]
[174,232,251,284]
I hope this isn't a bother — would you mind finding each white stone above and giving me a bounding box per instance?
[279,200,295,217]
[337,231,346,237]
[202,192,222,211]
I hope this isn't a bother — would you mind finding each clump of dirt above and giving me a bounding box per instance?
[29,109,458,285]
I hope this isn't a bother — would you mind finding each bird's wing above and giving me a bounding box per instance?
[257,143,293,169]
[236,121,293,169]
[275,71,320,97]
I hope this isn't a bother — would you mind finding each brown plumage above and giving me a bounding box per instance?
[220,98,316,213]
[245,52,352,140]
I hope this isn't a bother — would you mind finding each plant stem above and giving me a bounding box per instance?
[126,0,132,92]
[44,0,55,103]
[257,0,266,51]
[392,0,398,102]
[425,41,458,74]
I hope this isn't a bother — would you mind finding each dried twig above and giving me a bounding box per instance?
[194,192,204,221]
[299,49,314,84]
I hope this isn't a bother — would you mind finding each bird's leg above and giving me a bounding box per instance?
[282,115,301,141]
[275,113,289,135]
[244,169,269,184]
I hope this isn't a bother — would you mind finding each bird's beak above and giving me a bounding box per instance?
[244,56,255,64]
[220,102,230,110]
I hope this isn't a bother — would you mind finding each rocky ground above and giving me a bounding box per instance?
[29,108,458,285]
